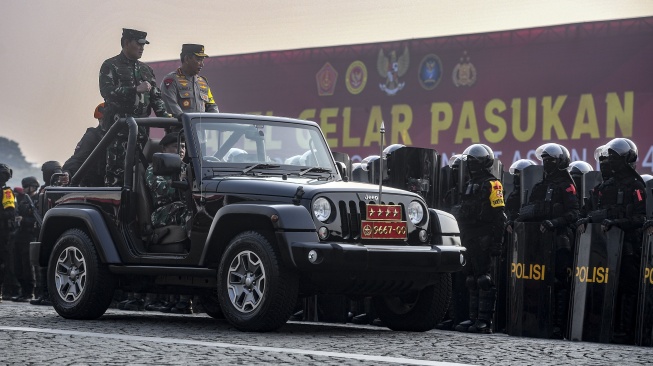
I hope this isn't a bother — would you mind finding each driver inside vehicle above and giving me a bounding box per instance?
[146,132,191,234]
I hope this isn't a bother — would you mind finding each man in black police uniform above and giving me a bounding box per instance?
[99,28,171,187]
[61,103,107,186]
[29,161,63,306]
[577,138,646,344]
[452,144,506,334]
[517,144,579,338]
[11,176,40,302]
[0,164,17,301]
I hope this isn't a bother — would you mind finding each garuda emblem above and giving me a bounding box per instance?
[377,46,410,96]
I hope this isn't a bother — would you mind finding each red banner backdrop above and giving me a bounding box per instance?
[151,17,653,171]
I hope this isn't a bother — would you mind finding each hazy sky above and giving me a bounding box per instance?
[2,0,652,167]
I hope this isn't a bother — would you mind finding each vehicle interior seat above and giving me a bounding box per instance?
[135,138,187,253]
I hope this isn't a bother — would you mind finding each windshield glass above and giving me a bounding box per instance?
[192,117,335,171]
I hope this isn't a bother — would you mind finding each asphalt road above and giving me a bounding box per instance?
[0,302,650,365]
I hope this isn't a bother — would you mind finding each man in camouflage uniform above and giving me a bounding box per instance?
[146,132,190,231]
[0,164,17,301]
[161,44,219,117]
[99,28,171,187]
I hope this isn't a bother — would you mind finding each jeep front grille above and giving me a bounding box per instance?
[338,200,405,242]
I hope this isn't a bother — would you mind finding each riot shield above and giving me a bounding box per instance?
[636,233,653,346]
[439,165,456,211]
[385,146,440,208]
[646,180,653,220]
[568,223,624,343]
[507,222,556,338]
[491,159,504,181]
[582,171,603,205]
[351,163,368,183]
[520,165,543,208]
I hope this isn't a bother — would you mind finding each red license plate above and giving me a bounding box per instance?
[361,220,408,240]
[366,204,402,221]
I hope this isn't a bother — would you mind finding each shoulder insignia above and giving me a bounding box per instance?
[489,180,505,208]
[2,187,15,209]
[163,78,174,89]
[566,184,577,195]
[636,189,643,201]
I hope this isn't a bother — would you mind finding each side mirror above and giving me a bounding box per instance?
[336,161,349,182]
[152,152,182,176]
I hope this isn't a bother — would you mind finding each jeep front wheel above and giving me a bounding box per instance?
[217,231,298,332]
[373,273,451,332]
[48,229,115,320]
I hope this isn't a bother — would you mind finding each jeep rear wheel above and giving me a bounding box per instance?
[217,231,298,332]
[48,229,115,320]
[373,273,451,332]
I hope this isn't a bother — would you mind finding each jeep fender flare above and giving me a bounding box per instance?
[200,204,318,267]
[37,205,121,267]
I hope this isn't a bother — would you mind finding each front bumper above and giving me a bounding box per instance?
[289,240,465,273]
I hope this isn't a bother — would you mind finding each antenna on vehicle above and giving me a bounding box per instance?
[379,121,385,204]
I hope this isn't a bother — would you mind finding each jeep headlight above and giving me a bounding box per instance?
[313,197,332,222]
[408,201,424,225]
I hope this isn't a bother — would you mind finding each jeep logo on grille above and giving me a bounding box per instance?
[364,194,379,201]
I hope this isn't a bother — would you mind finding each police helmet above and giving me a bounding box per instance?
[0,163,12,182]
[448,154,462,169]
[21,176,39,188]
[224,148,248,162]
[383,144,405,156]
[568,161,594,175]
[361,155,380,171]
[509,159,536,175]
[461,144,494,169]
[641,174,653,183]
[594,145,606,162]
[602,138,638,167]
[536,143,570,169]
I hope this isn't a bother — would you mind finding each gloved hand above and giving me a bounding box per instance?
[602,219,617,232]
[540,219,556,233]
[490,242,503,257]
[505,220,514,234]
[576,217,589,234]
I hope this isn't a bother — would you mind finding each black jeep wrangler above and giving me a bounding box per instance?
[33,113,464,332]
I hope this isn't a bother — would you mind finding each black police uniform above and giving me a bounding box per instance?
[521,168,579,336]
[13,187,39,300]
[62,126,106,186]
[454,167,506,333]
[0,165,17,300]
[581,166,645,343]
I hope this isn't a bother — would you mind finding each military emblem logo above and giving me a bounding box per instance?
[316,62,338,96]
[377,46,410,96]
[418,54,443,90]
[345,60,367,95]
[452,51,477,87]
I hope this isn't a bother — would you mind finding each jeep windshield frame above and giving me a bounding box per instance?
[182,113,339,178]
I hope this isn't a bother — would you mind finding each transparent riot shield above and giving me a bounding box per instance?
[582,171,603,206]
[519,165,544,208]
[491,159,503,181]
[568,223,624,343]
[507,222,556,338]
[385,146,440,209]
[439,165,456,211]
[636,231,653,346]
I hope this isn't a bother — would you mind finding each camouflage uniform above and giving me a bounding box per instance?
[99,52,170,186]
[145,164,190,231]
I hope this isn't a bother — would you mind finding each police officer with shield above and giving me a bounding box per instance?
[576,138,646,344]
[517,144,579,338]
[452,144,506,334]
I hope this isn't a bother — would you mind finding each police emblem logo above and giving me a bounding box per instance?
[315,62,338,96]
[452,51,477,87]
[377,45,409,96]
[418,54,443,90]
[345,60,367,95]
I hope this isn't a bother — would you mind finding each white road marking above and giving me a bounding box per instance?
[0,326,473,366]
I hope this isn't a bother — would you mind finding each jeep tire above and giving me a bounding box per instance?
[48,229,115,320]
[373,273,451,332]
[217,231,298,332]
